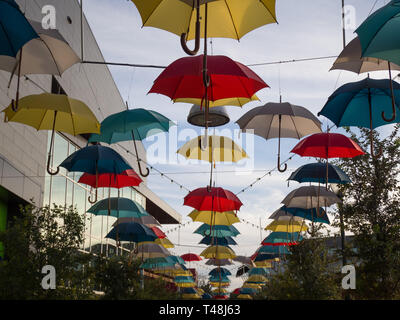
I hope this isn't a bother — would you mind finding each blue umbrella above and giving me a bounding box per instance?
[194,224,240,238]
[318,77,400,157]
[168,255,186,265]
[87,197,149,218]
[270,206,330,225]
[105,222,157,243]
[60,145,132,202]
[181,287,197,295]
[248,267,269,276]
[253,253,280,262]
[257,245,291,255]
[239,287,257,295]
[199,236,237,246]
[0,0,38,57]
[209,267,232,277]
[288,163,351,185]
[202,293,212,299]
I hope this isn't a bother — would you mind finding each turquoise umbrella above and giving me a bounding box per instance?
[105,222,157,243]
[356,0,400,122]
[87,197,148,218]
[248,267,269,276]
[270,206,330,225]
[200,236,237,246]
[140,257,177,269]
[209,267,232,277]
[194,224,240,238]
[261,232,303,245]
[209,275,230,283]
[88,108,176,177]
[174,276,195,284]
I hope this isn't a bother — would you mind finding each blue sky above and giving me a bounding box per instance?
[82,0,393,288]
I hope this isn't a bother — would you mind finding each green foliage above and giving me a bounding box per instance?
[0,204,94,299]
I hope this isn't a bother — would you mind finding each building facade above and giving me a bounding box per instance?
[0,0,181,258]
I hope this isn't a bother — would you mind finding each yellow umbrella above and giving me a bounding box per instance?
[242,283,262,290]
[131,0,277,53]
[212,288,228,294]
[175,282,196,288]
[200,246,236,260]
[247,275,267,283]
[210,281,230,287]
[174,95,259,108]
[237,294,253,300]
[189,210,240,226]
[265,219,308,233]
[2,93,100,175]
[182,293,201,299]
[254,260,274,267]
[155,237,175,248]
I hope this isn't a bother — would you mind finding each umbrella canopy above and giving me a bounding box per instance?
[181,287,197,295]
[78,169,142,189]
[270,206,330,224]
[140,256,178,269]
[181,253,202,262]
[201,246,236,260]
[0,0,38,58]
[356,0,400,66]
[256,245,291,255]
[239,287,258,295]
[175,95,259,108]
[182,293,201,299]
[133,242,170,259]
[130,0,277,41]
[150,226,166,239]
[87,197,148,218]
[194,224,240,238]
[233,256,255,266]
[209,267,232,277]
[184,187,243,212]
[106,222,158,243]
[205,259,233,266]
[174,276,195,283]
[200,236,238,246]
[212,288,228,294]
[155,237,174,248]
[261,232,302,246]
[247,275,267,283]
[330,36,400,74]
[265,219,308,233]
[236,265,250,277]
[0,19,80,76]
[288,162,351,185]
[237,294,253,300]
[248,267,269,276]
[177,135,248,163]
[89,108,175,143]
[236,101,322,172]
[209,275,230,283]
[252,252,280,262]
[202,293,213,299]
[253,260,274,267]
[281,186,342,209]
[189,210,240,226]
[59,145,132,175]
[291,132,365,159]
[113,215,161,228]
[149,55,268,103]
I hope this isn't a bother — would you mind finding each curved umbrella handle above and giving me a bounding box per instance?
[137,159,150,177]
[370,142,383,159]
[88,188,98,204]
[382,63,397,123]
[46,155,60,176]
[382,106,396,123]
[180,0,200,56]
[46,115,60,176]
[277,156,288,173]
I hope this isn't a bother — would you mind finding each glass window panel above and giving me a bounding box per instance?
[52,134,68,175]
[43,176,52,207]
[50,176,66,207]
[66,180,74,208]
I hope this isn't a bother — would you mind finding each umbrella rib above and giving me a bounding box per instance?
[259,0,279,24]
[141,1,166,27]
[223,0,240,40]
[289,115,301,139]
[40,37,63,76]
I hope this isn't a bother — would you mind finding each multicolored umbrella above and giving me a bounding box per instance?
[233,256,255,266]
[205,259,233,266]
[140,256,178,269]
[236,101,322,172]
[87,197,148,218]
[318,77,400,157]
[2,93,101,176]
[88,108,175,177]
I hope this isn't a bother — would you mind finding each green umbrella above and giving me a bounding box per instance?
[89,107,176,176]
[87,197,148,218]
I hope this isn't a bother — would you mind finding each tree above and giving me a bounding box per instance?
[0,203,94,299]
[332,125,400,299]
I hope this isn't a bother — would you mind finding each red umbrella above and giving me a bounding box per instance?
[181,253,202,262]
[184,187,243,213]
[291,132,365,188]
[213,295,229,300]
[78,169,142,189]
[150,226,167,239]
[149,55,268,103]
[232,288,241,295]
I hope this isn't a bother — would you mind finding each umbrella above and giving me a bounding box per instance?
[270,206,330,224]
[150,226,166,239]
[290,132,365,185]
[181,287,197,295]
[177,135,248,186]
[318,77,400,158]
[261,232,302,246]
[113,215,161,228]
[200,236,238,246]
[184,187,243,213]
[78,169,142,189]
[212,288,228,294]
[174,95,259,108]
[168,255,186,266]
[1,19,80,110]
[356,0,400,122]
[87,197,148,218]
[194,224,240,238]
[133,243,170,259]
[106,222,158,243]
[209,275,230,283]
[209,268,232,277]
[155,237,174,248]
[239,287,258,295]
[174,276,195,284]
[189,210,240,226]
[210,282,230,288]
[130,0,277,54]
[253,260,274,267]
[236,101,322,172]
[0,0,38,57]
[2,93,101,176]
[247,275,267,283]
[205,259,233,266]
[233,256,255,266]
[288,163,351,185]
[200,246,236,260]
[256,245,291,255]
[281,186,342,209]
[265,220,308,233]
[181,253,202,262]
[140,256,178,269]
[236,265,250,277]
[237,294,253,300]
[248,267,269,276]
[213,295,229,300]
[88,108,175,177]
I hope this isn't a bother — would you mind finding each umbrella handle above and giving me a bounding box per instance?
[46,121,60,176]
[46,154,60,176]
[382,63,397,123]
[382,107,396,123]
[370,142,383,159]
[180,0,200,56]
[137,159,150,177]
[277,158,287,173]
[88,188,98,204]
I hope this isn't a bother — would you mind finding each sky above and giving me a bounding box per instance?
[81,0,394,290]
